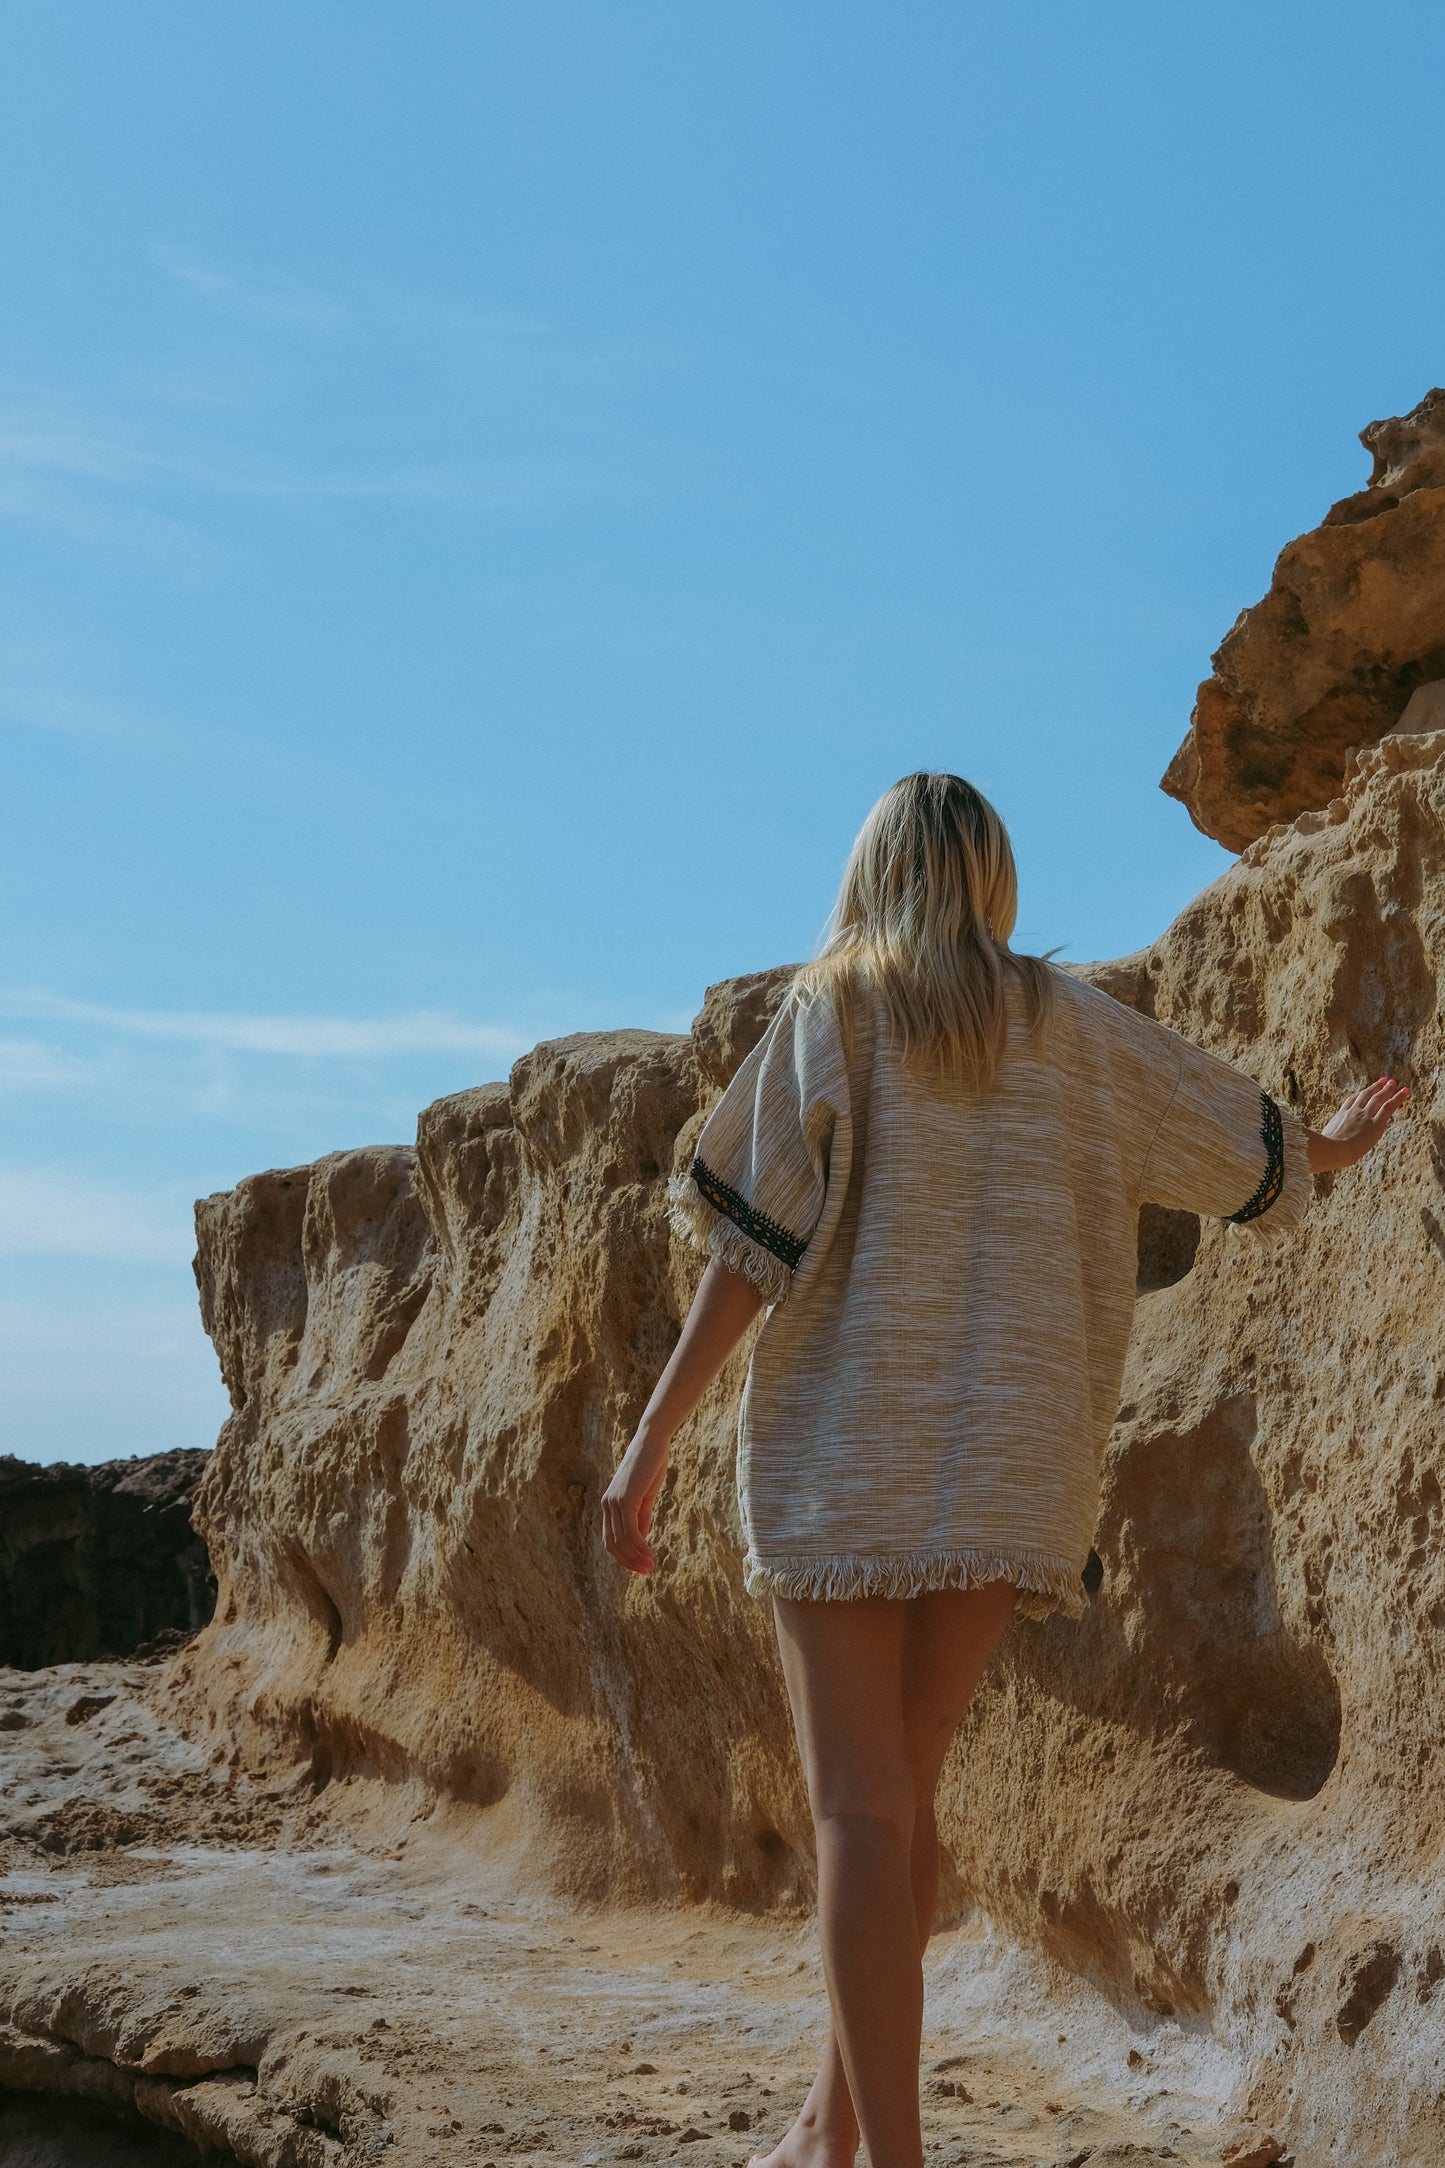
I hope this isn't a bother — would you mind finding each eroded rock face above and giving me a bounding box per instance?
[188,1030,810,1911]
[179,727,1445,2162]
[1162,387,1445,850]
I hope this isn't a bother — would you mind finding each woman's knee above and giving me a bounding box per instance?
[909,1791,937,1850]
[809,1771,917,1846]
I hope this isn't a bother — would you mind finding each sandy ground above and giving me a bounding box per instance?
[0,1661,1293,2168]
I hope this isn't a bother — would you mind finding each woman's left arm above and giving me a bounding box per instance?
[601,1259,764,1576]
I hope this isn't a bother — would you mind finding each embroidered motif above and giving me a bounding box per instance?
[689,1157,808,1271]
[1226,1093,1285,1224]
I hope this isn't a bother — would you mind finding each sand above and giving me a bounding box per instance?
[0,1657,1288,2168]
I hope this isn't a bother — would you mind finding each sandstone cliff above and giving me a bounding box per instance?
[169,403,1445,2166]
[1162,386,1445,849]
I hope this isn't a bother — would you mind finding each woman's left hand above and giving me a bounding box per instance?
[1307,1075,1411,1172]
[602,1427,671,1575]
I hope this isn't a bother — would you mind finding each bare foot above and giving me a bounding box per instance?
[747,2112,859,2168]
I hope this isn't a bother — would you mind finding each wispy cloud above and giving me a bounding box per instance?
[150,243,676,399]
[4,991,530,1064]
[0,1290,228,1462]
[0,463,231,585]
[0,1167,190,1262]
[150,243,598,363]
[0,672,309,779]
[0,1038,95,1092]
[151,244,351,332]
[0,246,648,579]
[0,420,586,513]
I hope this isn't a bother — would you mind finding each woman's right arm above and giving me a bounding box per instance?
[1305,1076,1410,1173]
[601,1259,764,1577]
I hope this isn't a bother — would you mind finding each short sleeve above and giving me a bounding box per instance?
[1139,1034,1312,1249]
[668,988,847,1303]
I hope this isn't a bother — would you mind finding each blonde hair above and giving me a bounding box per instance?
[796,771,1055,1094]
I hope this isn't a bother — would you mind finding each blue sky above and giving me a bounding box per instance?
[4,2,1444,1464]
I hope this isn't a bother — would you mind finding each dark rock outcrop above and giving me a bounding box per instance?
[0,1453,214,1670]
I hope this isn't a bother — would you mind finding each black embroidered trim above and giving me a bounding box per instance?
[689,1157,808,1271]
[1226,1093,1285,1224]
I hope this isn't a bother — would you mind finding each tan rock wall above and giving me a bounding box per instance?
[180,733,1445,2160]
[188,1025,816,1910]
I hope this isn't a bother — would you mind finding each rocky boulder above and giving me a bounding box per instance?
[1162,387,1445,849]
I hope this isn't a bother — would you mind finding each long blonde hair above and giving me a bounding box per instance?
[796,771,1055,1094]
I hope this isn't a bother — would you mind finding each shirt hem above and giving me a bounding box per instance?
[744,1545,1088,1622]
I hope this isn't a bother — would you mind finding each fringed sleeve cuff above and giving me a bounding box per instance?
[1225,1096,1313,1248]
[667,1160,803,1306]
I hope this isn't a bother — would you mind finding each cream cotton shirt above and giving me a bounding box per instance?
[669,966,1312,1621]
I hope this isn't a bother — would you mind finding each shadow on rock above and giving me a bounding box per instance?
[1022,1392,1341,1804]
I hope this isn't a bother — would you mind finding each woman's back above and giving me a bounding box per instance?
[673,964,1310,1618]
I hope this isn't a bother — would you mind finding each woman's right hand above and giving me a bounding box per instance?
[601,1426,671,1576]
[599,1258,765,1578]
[1307,1076,1411,1173]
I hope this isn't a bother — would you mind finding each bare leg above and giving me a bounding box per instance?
[749,1581,1016,2168]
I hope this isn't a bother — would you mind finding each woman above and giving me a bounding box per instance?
[602,772,1406,2168]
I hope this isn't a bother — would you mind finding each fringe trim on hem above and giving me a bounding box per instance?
[1225,1097,1313,1249]
[744,1546,1088,1622]
[667,1172,793,1306]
